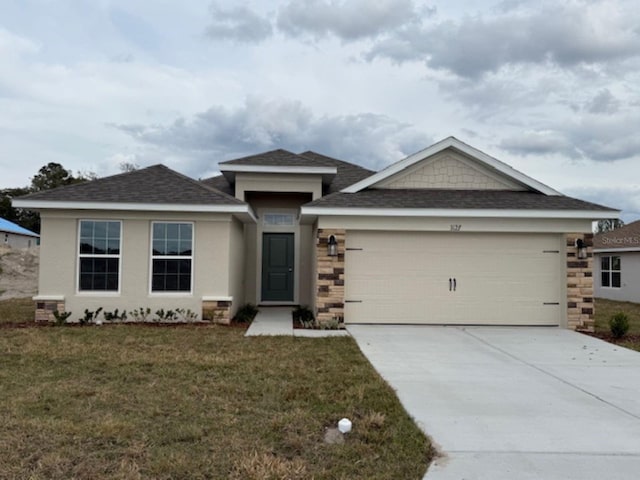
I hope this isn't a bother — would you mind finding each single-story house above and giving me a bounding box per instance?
[0,217,39,249]
[13,137,618,330]
[594,220,640,303]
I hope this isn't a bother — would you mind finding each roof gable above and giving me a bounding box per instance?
[342,137,561,196]
[375,149,526,191]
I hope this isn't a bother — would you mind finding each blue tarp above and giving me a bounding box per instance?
[0,217,39,237]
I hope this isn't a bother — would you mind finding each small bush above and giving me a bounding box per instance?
[79,307,102,325]
[234,303,259,323]
[609,312,630,339]
[292,305,315,328]
[52,310,72,326]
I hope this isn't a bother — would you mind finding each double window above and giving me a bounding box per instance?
[78,220,121,292]
[601,255,621,288]
[151,222,193,292]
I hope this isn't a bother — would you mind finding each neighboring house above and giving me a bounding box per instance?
[13,137,618,330]
[0,217,39,248]
[594,220,640,303]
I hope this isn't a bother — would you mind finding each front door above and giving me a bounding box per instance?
[261,233,294,302]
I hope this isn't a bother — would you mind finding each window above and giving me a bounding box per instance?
[263,213,295,226]
[78,220,121,291]
[151,222,193,292]
[601,255,621,288]
[3,233,8,244]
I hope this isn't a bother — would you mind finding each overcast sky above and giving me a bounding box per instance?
[1,0,639,221]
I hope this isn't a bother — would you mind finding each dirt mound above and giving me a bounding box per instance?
[0,245,39,300]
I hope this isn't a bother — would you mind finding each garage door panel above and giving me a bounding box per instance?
[345,232,562,325]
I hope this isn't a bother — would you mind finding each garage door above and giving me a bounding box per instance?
[345,232,563,325]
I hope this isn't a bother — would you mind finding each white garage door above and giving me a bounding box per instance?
[345,232,563,325]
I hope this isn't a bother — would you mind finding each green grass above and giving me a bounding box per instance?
[0,297,33,324]
[0,326,432,479]
[594,298,640,351]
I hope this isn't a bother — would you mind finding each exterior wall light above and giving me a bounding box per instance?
[327,235,338,257]
[576,238,587,259]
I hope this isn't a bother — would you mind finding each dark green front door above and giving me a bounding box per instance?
[261,233,294,302]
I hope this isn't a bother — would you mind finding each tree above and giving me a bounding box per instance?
[119,161,139,173]
[30,163,77,191]
[2,163,96,234]
[595,219,625,234]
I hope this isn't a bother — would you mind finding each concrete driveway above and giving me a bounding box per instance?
[347,325,640,480]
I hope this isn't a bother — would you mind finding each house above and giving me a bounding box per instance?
[0,217,39,249]
[594,220,640,303]
[13,137,618,330]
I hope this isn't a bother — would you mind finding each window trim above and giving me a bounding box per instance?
[601,254,621,289]
[148,221,195,296]
[76,219,122,295]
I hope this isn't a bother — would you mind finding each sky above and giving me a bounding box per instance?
[1,0,639,221]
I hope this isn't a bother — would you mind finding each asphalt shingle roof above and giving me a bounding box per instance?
[304,189,616,211]
[204,149,375,195]
[593,220,640,249]
[17,165,244,205]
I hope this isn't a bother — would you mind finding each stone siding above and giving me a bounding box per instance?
[202,300,232,325]
[381,154,520,190]
[316,229,345,325]
[566,233,594,331]
[35,299,65,323]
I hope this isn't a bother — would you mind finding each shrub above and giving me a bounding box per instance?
[52,310,72,326]
[234,303,259,323]
[103,309,127,322]
[292,305,315,328]
[131,307,151,322]
[609,312,630,339]
[79,307,102,325]
[155,309,177,322]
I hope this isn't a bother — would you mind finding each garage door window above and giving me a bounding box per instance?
[601,255,621,288]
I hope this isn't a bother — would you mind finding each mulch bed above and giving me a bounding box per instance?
[0,321,249,330]
[582,331,640,345]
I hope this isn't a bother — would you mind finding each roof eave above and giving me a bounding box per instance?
[12,199,255,220]
[300,206,620,219]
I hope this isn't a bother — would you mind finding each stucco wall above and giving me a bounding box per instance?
[38,210,238,321]
[227,217,245,316]
[235,173,322,201]
[595,251,640,303]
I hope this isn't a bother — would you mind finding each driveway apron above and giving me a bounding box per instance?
[347,325,640,480]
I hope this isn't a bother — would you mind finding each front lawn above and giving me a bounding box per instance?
[594,298,640,351]
[0,296,33,324]
[0,325,432,479]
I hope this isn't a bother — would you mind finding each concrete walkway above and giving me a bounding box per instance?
[348,325,640,480]
[245,307,350,337]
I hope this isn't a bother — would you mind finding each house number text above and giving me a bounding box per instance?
[450,224,462,232]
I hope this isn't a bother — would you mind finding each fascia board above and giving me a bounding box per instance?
[300,206,619,219]
[219,165,337,175]
[12,199,251,214]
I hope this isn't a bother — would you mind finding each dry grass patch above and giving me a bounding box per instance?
[0,326,432,479]
[593,298,640,351]
[0,296,33,324]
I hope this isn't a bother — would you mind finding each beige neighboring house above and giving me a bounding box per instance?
[0,217,39,249]
[594,220,640,303]
[13,137,618,330]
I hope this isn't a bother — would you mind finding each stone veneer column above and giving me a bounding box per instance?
[316,228,345,325]
[202,299,232,325]
[566,233,594,331]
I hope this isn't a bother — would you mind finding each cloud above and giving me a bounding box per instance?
[366,1,640,78]
[205,3,273,43]
[0,28,40,57]
[499,131,580,159]
[564,186,640,222]
[113,97,431,172]
[586,89,620,114]
[276,0,424,41]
